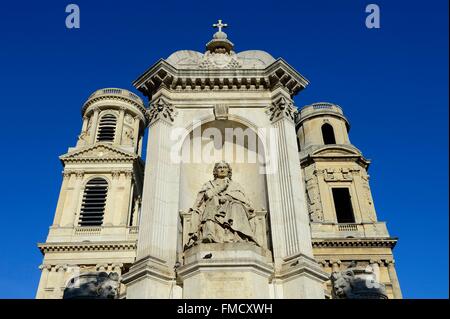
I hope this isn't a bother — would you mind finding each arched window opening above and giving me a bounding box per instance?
[79,178,108,226]
[97,114,117,142]
[321,123,336,145]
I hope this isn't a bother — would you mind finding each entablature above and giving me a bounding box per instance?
[133,59,309,99]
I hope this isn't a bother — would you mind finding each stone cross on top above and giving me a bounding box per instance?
[213,19,228,32]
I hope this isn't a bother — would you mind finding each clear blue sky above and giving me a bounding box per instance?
[0,0,447,298]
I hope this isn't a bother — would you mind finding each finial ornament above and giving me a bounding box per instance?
[213,19,228,32]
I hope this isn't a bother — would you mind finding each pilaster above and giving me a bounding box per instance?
[386,260,402,299]
[124,94,179,298]
[266,89,328,297]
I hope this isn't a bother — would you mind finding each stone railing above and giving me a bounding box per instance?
[74,226,102,236]
[299,102,343,117]
[87,88,143,104]
[128,226,139,234]
[337,223,358,232]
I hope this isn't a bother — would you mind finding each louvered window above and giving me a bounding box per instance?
[97,114,117,142]
[78,178,108,226]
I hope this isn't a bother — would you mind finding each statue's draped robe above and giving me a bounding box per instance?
[188,178,258,245]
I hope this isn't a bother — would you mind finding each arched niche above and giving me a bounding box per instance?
[178,119,272,251]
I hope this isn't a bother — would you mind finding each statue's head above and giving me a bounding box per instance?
[213,161,232,179]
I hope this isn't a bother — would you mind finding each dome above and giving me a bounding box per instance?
[213,31,227,39]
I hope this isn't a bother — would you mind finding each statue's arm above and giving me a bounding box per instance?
[191,182,210,211]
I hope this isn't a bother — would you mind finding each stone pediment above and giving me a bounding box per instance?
[60,144,137,164]
[301,145,370,168]
[311,145,361,157]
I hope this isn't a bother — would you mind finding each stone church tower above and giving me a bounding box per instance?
[36,21,401,299]
[36,89,147,298]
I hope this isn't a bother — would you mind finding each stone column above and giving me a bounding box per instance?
[122,94,179,298]
[266,90,328,298]
[386,260,402,299]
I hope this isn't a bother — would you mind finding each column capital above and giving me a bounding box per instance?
[385,259,395,266]
[62,170,72,179]
[96,264,108,271]
[330,259,342,265]
[39,264,52,271]
[370,259,383,266]
[111,170,121,179]
[112,263,123,273]
[266,95,297,123]
[55,264,68,272]
[148,97,177,126]
[75,171,84,179]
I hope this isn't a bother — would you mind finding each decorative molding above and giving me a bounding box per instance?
[37,241,137,254]
[317,258,394,267]
[198,51,242,69]
[322,168,355,182]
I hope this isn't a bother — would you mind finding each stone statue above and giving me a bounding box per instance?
[330,262,387,299]
[63,272,120,299]
[186,161,258,248]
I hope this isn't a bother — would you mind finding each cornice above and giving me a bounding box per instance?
[37,241,137,254]
[312,238,398,249]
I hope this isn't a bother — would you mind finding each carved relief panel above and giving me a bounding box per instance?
[121,113,135,146]
[304,166,324,222]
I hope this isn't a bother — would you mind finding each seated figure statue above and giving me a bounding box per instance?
[186,161,259,248]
